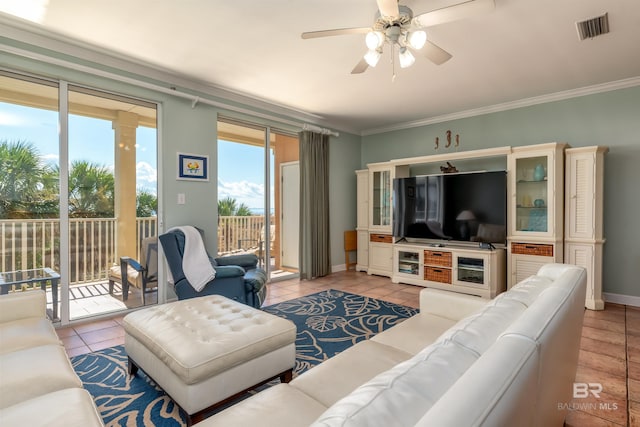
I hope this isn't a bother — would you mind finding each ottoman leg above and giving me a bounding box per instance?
[280,368,293,383]
[128,356,139,376]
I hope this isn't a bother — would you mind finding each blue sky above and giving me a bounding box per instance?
[1,101,272,212]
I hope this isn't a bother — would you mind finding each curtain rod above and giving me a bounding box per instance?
[302,123,339,137]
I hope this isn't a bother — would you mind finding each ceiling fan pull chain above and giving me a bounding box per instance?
[391,44,397,82]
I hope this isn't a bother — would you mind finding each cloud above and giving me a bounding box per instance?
[41,153,59,164]
[137,161,157,186]
[218,179,264,208]
[0,111,29,126]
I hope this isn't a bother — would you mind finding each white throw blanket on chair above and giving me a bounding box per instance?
[166,226,216,292]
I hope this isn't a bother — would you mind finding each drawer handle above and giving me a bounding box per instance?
[433,269,442,273]
[432,253,442,256]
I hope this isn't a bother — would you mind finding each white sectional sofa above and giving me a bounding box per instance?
[0,291,103,427]
[201,263,587,427]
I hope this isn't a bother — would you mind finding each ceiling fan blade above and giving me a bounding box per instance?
[351,58,369,74]
[376,0,400,19]
[414,0,494,28]
[301,27,370,39]
[422,40,453,65]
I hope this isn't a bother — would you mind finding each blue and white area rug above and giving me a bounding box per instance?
[72,289,418,426]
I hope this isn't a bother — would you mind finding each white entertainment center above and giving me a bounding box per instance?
[355,142,607,308]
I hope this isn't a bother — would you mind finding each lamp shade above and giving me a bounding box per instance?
[364,49,381,67]
[456,210,476,221]
[408,30,427,50]
[365,31,384,50]
[398,47,415,68]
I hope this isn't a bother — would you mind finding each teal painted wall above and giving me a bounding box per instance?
[362,87,640,297]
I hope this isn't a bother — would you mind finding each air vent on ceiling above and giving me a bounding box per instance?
[576,13,609,40]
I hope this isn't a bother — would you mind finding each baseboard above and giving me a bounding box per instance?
[603,292,640,308]
[332,264,347,272]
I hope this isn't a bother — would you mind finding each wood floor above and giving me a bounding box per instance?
[56,270,639,426]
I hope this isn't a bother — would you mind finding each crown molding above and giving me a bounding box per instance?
[361,76,640,136]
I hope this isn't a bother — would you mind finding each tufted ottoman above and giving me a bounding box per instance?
[123,295,296,425]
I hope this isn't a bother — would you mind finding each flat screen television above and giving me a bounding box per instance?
[393,171,507,244]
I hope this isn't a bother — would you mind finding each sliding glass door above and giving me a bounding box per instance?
[217,117,299,280]
[0,70,158,324]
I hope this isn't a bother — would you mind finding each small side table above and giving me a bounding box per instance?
[0,268,60,320]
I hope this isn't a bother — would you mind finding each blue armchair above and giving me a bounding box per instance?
[158,228,267,308]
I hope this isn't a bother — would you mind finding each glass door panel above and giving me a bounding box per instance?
[67,87,157,320]
[456,256,485,285]
[0,73,60,321]
[371,169,391,227]
[217,119,298,281]
[515,156,548,233]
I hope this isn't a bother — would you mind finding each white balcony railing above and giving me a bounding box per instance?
[0,215,271,285]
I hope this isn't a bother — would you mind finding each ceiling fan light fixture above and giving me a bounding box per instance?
[364,49,382,67]
[398,47,415,68]
[365,31,385,50]
[408,30,427,50]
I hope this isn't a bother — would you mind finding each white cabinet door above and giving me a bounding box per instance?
[356,230,369,270]
[508,254,553,289]
[356,170,369,229]
[565,152,595,240]
[369,242,393,276]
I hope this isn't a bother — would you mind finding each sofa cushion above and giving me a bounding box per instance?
[498,274,553,307]
[0,290,47,324]
[414,335,540,427]
[202,383,327,427]
[0,317,61,355]
[0,344,82,409]
[291,340,412,407]
[0,387,104,427]
[435,298,526,357]
[370,312,457,355]
[310,339,478,427]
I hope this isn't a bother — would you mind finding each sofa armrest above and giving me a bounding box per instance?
[214,265,246,279]
[420,288,488,321]
[244,268,267,292]
[0,290,47,323]
[215,253,259,270]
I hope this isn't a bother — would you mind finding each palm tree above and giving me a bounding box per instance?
[0,140,50,218]
[218,196,252,216]
[136,188,158,217]
[67,160,114,217]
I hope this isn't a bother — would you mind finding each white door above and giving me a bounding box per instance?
[281,162,299,269]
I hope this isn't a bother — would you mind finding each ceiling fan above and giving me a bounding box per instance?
[301,0,495,75]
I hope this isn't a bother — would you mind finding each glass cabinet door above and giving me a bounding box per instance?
[372,169,391,227]
[397,250,420,276]
[514,155,549,233]
[456,256,485,285]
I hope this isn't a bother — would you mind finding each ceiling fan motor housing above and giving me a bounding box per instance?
[373,5,414,31]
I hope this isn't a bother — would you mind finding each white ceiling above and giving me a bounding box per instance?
[1,0,639,135]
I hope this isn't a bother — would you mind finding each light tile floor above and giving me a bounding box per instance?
[56,270,638,426]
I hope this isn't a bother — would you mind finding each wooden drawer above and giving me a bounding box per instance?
[424,250,452,267]
[370,233,392,243]
[511,242,554,257]
[424,266,452,284]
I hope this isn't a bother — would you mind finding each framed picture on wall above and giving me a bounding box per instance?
[177,153,209,181]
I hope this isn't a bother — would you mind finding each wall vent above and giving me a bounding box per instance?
[576,13,609,40]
